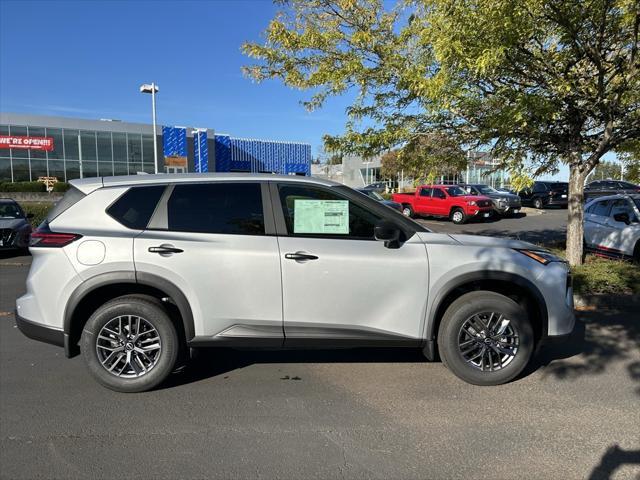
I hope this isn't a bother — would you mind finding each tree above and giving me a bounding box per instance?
[380,133,467,185]
[243,0,640,265]
[617,139,640,183]
[588,160,623,182]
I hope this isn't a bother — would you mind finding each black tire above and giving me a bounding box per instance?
[633,241,640,264]
[533,197,544,209]
[402,204,414,218]
[450,207,466,224]
[81,295,179,393]
[437,291,534,386]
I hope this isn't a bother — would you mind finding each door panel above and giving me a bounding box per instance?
[134,231,282,339]
[278,236,429,341]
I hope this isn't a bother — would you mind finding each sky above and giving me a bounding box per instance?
[0,0,351,156]
[0,0,617,181]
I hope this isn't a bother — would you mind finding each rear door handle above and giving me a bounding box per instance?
[148,245,184,254]
[285,252,318,261]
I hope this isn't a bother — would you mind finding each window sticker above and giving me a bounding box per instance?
[293,199,349,234]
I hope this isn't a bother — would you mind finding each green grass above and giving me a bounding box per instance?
[548,245,638,296]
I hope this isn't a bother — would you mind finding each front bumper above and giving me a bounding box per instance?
[493,202,522,214]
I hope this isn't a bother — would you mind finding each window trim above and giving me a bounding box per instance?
[145,181,275,236]
[269,181,421,241]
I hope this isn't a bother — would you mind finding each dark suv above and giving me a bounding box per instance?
[584,180,640,200]
[518,181,568,209]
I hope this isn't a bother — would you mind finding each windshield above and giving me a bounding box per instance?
[444,186,467,197]
[0,202,24,219]
[477,185,499,195]
[634,199,640,211]
[365,190,384,201]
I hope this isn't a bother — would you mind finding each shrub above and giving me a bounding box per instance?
[572,256,640,296]
[0,181,46,192]
[52,182,70,192]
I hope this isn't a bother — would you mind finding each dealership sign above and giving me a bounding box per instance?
[0,135,54,151]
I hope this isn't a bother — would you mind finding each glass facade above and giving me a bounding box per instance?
[0,123,157,182]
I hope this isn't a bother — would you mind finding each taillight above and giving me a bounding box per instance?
[30,230,82,247]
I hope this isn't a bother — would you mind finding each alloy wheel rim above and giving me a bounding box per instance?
[96,315,162,378]
[403,207,411,216]
[457,312,519,372]
[453,211,463,222]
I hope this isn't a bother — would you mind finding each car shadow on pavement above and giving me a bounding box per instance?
[588,444,640,480]
[162,347,427,390]
[535,309,640,394]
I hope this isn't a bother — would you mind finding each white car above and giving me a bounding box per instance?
[584,194,640,261]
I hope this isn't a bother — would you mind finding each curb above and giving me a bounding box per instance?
[573,293,639,310]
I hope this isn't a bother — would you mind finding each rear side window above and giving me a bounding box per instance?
[167,183,264,235]
[46,186,86,222]
[107,185,165,229]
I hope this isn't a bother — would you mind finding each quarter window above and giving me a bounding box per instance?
[107,185,165,229]
[278,185,382,239]
[167,183,264,235]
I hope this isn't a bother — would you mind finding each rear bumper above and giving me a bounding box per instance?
[546,197,568,206]
[15,311,65,348]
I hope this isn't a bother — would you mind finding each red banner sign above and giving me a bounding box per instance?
[0,135,54,151]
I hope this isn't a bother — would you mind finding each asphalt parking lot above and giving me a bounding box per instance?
[1,211,639,480]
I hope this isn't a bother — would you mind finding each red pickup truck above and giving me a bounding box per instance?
[391,185,494,224]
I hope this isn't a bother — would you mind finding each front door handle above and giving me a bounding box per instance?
[285,252,318,261]
[148,245,184,254]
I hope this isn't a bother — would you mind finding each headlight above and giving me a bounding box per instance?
[516,249,564,265]
[467,201,477,206]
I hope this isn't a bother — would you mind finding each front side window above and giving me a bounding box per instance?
[167,183,264,235]
[444,186,466,197]
[433,189,446,199]
[592,200,613,217]
[420,187,432,197]
[609,199,637,222]
[279,185,382,239]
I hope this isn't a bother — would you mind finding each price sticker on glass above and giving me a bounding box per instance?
[293,199,349,234]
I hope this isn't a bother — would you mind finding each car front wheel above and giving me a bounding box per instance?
[533,198,544,209]
[450,208,466,224]
[81,295,179,393]
[437,291,534,385]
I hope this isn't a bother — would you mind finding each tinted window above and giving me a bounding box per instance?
[433,189,446,199]
[420,188,432,197]
[533,183,547,193]
[619,181,638,189]
[609,199,637,222]
[167,183,264,235]
[107,185,165,229]
[592,200,612,217]
[279,184,382,239]
[444,186,466,196]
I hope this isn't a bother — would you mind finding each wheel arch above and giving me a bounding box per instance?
[63,271,194,358]
[424,271,548,360]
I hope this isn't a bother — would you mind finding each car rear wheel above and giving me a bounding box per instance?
[402,205,414,218]
[533,198,544,209]
[437,291,534,385]
[81,295,179,393]
[450,208,466,224]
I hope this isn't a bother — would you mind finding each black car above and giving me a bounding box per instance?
[0,198,33,250]
[584,179,640,200]
[356,188,403,212]
[458,184,522,216]
[518,181,568,209]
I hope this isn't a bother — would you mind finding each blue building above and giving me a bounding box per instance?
[0,112,311,182]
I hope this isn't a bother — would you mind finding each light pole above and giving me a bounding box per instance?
[140,83,159,174]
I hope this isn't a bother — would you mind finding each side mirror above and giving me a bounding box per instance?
[374,220,401,249]
[613,212,630,225]
[26,213,34,219]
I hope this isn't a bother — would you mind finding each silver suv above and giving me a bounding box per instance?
[16,174,575,392]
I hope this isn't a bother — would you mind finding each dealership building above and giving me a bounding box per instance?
[0,112,311,183]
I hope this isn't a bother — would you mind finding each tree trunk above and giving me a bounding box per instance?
[566,164,588,266]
